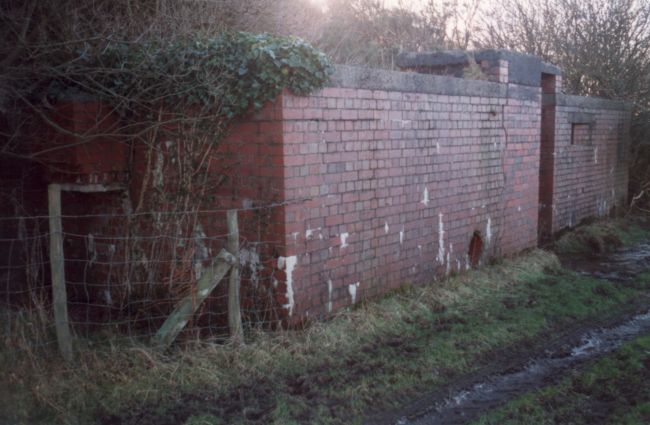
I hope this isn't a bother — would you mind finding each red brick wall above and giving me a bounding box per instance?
[551,98,630,232]
[270,74,630,320]
[210,103,288,322]
[0,100,288,331]
[0,157,48,304]
[277,82,541,320]
[31,100,129,184]
[500,86,541,254]
[0,66,632,327]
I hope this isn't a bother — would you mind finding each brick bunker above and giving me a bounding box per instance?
[0,50,631,326]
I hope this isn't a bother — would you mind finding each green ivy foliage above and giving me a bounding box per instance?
[83,32,333,119]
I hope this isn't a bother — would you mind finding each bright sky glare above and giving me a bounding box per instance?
[309,0,430,11]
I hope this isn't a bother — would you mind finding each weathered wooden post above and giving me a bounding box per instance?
[227,209,243,343]
[154,249,236,348]
[47,183,73,362]
[153,210,243,348]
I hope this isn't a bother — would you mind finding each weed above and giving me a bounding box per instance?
[2,220,650,424]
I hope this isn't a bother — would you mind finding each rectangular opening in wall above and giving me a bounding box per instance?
[571,123,592,145]
[568,112,595,146]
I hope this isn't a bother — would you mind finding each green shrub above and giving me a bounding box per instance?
[57,32,334,120]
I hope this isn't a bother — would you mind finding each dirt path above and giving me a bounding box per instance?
[371,241,650,425]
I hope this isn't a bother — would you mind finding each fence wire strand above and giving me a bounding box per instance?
[1,203,291,350]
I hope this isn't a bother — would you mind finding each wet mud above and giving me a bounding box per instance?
[100,239,650,425]
[392,310,650,425]
[379,241,650,425]
[560,241,650,282]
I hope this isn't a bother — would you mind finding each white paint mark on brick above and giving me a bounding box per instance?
[103,289,112,306]
[422,187,430,206]
[240,247,262,287]
[486,216,492,245]
[399,227,404,245]
[436,142,440,153]
[348,282,360,304]
[446,243,453,275]
[594,147,598,164]
[278,255,297,316]
[292,232,299,240]
[340,232,349,248]
[384,221,389,234]
[437,213,445,264]
[327,279,333,313]
[598,199,608,217]
[306,227,321,239]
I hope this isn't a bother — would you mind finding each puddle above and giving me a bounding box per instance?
[391,241,650,425]
[395,310,650,425]
[560,241,650,282]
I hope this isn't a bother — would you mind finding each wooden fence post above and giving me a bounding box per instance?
[47,183,73,362]
[227,210,243,343]
[154,249,236,348]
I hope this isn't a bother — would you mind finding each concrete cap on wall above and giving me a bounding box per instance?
[396,49,562,87]
[553,93,633,111]
[328,64,507,98]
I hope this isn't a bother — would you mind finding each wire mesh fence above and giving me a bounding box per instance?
[1,201,289,354]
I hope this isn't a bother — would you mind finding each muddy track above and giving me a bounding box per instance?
[99,239,650,425]
[368,299,650,425]
[370,241,650,425]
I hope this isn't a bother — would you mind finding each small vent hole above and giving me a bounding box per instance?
[468,231,483,267]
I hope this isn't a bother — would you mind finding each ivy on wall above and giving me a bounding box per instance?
[74,32,333,119]
[18,33,335,323]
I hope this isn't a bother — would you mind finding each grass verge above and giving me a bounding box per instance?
[471,332,650,425]
[1,219,650,425]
